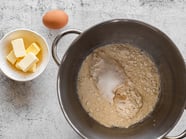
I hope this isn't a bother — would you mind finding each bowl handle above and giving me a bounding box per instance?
[52,29,81,66]
[163,130,186,139]
[163,90,186,138]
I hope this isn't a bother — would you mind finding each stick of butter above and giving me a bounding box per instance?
[11,38,26,58]
[26,43,40,55]
[6,50,17,65]
[16,59,37,72]
[16,53,38,72]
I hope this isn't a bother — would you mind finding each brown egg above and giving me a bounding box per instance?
[42,9,68,29]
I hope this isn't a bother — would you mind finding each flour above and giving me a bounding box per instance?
[77,44,160,128]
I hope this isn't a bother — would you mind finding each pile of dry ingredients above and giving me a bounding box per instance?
[77,44,160,128]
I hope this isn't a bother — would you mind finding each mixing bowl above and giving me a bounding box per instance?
[52,19,186,139]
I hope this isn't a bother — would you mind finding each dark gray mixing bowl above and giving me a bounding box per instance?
[52,19,186,139]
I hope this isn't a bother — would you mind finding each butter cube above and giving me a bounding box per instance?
[15,58,22,70]
[11,38,26,58]
[16,53,38,72]
[28,63,36,72]
[6,50,17,65]
[26,43,40,55]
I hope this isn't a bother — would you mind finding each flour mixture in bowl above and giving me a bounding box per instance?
[77,44,160,128]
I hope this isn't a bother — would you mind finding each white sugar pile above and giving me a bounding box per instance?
[91,59,124,103]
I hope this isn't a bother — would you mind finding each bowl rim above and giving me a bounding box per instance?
[0,28,50,82]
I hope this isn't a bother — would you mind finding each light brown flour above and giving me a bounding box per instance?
[77,44,160,128]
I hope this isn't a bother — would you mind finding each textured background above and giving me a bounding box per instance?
[0,0,185,139]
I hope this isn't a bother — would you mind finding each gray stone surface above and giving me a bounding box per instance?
[0,0,185,139]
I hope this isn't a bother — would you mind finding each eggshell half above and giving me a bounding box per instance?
[42,9,68,29]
